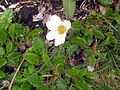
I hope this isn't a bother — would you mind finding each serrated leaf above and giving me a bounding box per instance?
[62,0,76,17]
[64,43,78,57]
[54,50,65,65]
[98,0,112,6]
[88,55,96,65]
[0,58,7,68]
[27,28,43,39]
[8,23,25,39]
[104,35,117,47]
[94,30,104,39]
[28,73,43,87]
[98,83,112,90]
[0,70,5,78]
[68,68,87,78]
[84,31,93,44]
[71,36,87,47]
[0,9,13,27]
[7,51,21,64]
[32,38,44,55]
[56,79,67,90]
[0,47,5,56]
[0,10,12,43]
[72,21,82,31]
[20,82,32,90]
[0,30,8,44]
[6,41,14,53]
[28,64,35,74]
[0,9,13,22]
[42,51,51,65]
[25,52,40,65]
[75,80,90,90]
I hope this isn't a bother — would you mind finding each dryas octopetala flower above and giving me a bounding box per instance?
[46,15,71,46]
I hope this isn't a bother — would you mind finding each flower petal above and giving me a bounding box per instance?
[54,34,66,46]
[46,15,61,31]
[63,20,71,30]
[46,31,56,41]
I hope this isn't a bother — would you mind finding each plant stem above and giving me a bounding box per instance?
[8,58,25,90]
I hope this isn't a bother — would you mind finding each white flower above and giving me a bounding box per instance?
[46,15,71,46]
[87,65,94,72]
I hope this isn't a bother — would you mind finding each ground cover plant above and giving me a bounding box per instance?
[0,0,120,90]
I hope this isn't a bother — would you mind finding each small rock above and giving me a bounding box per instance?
[99,5,106,15]
[87,65,94,72]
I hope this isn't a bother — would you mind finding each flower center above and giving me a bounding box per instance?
[57,25,66,34]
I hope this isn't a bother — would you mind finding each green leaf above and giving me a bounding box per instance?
[98,84,112,90]
[28,73,43,87]
[104,34,117,48]
[20,82,32,90]
[0,47,5,56]
[64,43,78,57]
[8,24,16,39]
[72,21,81,29]
[75,80,90,90]
[0,30,8,44]
[85,49,96,64]
[6,41,14,53]
[94,30,104,39]
[84,31,93,44]
[54,50,65,65]
[0,9,13,27]
[12,85,21,90]
[12,82,32,90]
[56,79,67,90]
[8,23,25,39]
[68,68,87,78]
[42,51,51,65]
[0,58,6,68]
[114,14,120,25]
[27,28,43,39]
[36,86,49,90]
[98,0,112,6]
[7,51,21,64]
[32,38,44,55]
[27,64,35,74]
[71,36,87,47]
[25,52,40,65]
[87,55,96,65]
[72,21,83,31]
[0,10,12,44]
[0,70,5,78]
[62,0,76,17]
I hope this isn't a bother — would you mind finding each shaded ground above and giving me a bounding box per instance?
[0,0,101,28]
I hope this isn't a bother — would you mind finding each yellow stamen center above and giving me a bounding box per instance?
[57,25,66,34]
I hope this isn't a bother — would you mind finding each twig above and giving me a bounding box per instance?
[8,58,25,90]
[0,87,4,90]
[104,19,118,32]
[42,74,53,77]
[109,51,120,71]
[102,16,120,38]
[0,5,6,11]
[4,0,9,5]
